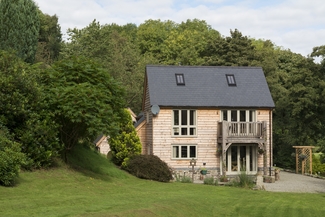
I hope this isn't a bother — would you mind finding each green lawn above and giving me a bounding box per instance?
[1,146,325,217]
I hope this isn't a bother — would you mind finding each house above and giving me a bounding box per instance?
[95,108,138,155]
[137,65,275,178]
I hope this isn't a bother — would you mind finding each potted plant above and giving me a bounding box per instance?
[200,168,207,175]
[299,154,307,160]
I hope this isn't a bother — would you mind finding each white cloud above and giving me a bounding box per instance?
[35,0,325,57]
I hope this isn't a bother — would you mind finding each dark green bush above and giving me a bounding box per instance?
[0,51,61,169]
[0,126,26,186]
[124,155,172,182]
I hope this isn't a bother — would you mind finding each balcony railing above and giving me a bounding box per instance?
[218,121,266,139]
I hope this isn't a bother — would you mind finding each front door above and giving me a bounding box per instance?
[223,144,257,175]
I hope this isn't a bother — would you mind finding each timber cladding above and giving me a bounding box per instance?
[152,109,220,169]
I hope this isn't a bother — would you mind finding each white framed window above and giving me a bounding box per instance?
[221,110,259,135]
[172,144,197,159]
[173,109,196,136]
[221,110,256,122]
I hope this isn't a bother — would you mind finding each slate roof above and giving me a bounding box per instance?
[145,65,275,108]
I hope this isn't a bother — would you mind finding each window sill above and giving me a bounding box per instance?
[171,135,198,138]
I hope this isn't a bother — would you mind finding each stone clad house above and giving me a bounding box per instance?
[137,65,275,179]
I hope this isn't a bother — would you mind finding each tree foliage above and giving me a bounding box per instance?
[0,0,40,63]
[109,109,142,166]
[61,20,144,113]
[44,56,125,157]
[35,10,62,64]
[0,125,26,186]
[0,50,61,169]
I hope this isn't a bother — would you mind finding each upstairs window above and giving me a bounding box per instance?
[221,110,256,122]
[175,74,185,85]
[226,74,236,86]
[173,110,196,136]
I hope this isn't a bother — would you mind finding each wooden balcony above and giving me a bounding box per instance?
[217,121,267,144]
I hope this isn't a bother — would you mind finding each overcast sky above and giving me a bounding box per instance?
[35,0,325,58]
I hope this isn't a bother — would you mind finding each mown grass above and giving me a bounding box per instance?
[1,145,325,217]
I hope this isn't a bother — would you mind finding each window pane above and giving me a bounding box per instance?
[240,110,246,122]
[249,146,253,171]
[240,146,246,171]
[190,110,195,125]
[249,110,254,122]
[173,146,179,158]
[173,127,179,135]
[190,128,196,135]
[229,76,234,84]
[181,110,187,125]
[190,146,196,158]
[231,110,237,122]
[231,146,238,171]
[177,75,181,83]
[222,110,227,121]
[181,128,187,135]
[181,146,187,158]
[174,110,179,125]
[176,74,185,85]
[226,75,236,85]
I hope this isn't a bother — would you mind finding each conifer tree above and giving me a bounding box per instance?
[0,0,40,63]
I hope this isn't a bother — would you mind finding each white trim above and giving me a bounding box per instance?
[172,109,197,136]
[220,109,256,122]
[171,144,197,159]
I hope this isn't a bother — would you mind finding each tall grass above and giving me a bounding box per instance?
[204,177,218,185]
[232,171,255,188]
[1,145,325,217]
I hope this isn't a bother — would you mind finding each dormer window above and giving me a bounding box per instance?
[226,74,236,86]
[176,74,185,85]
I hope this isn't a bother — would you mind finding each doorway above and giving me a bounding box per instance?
[223,144,257,174]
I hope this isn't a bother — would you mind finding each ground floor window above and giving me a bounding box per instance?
[172,145,197,159]
[224,144,257,174]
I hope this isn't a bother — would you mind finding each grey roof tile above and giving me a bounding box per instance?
[146,65,275,108]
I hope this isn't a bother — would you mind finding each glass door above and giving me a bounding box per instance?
[224,144,257,174]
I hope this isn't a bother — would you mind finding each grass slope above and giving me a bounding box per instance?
[1,145,325,217]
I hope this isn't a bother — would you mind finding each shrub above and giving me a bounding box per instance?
[232,172,255,188]
[175,174,192,183]
[0,126,26,186]
[109,109,142,166]
[0,51,61,169]
[204,177,217,185]
[312,154,325,176]
[123,155,172,182]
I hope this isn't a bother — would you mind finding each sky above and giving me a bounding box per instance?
[35,0,325,58]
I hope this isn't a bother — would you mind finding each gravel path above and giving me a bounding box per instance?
[263,171,325,193]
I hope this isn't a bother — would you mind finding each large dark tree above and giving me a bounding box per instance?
[35,10,62,64]
[0,0,40,63]
[44,56,126,159]
[0,50,61,169]
[61,20,144,113]
[204,29,256,66]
